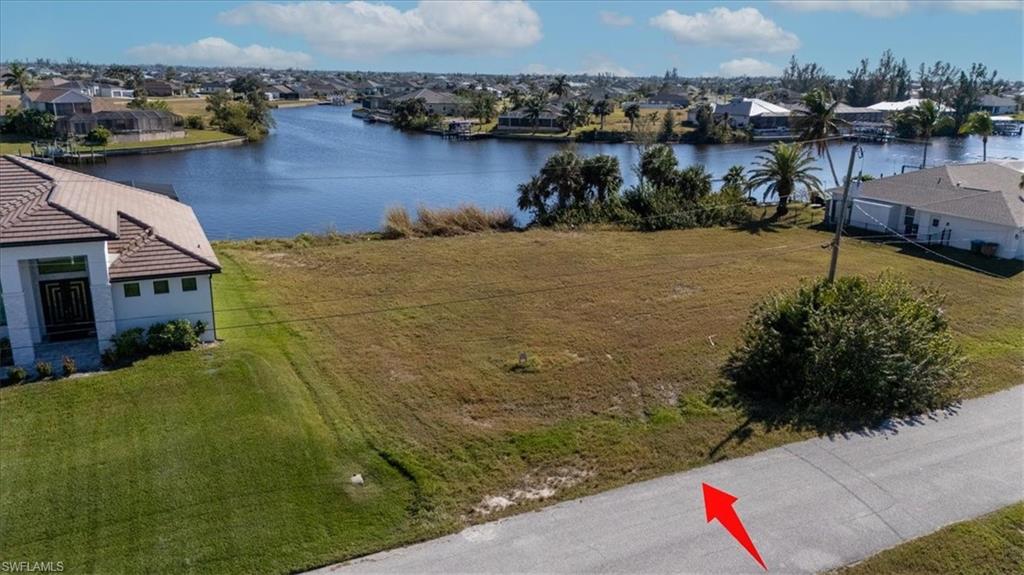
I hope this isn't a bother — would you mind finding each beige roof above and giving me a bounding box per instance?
[828,163,1024,228]
[0,155,219,280]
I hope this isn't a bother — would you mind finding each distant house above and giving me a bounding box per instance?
[756,88,804,106]
[21,88,92,117]
[197,82,231,95]
[647,87,690,108]
[63,110,184,142]
[97,83,134,99]
[390,89,463,116]
[496,104,562,132]
[265,84,297,101]
[142,79,185,98]
[977,94,1017,116]
[0,155,221,367]
[826,163,1024,260]
[286,84,315,99]
[867,98,953,118]
[713,97,790,129]
[786,102,884,124]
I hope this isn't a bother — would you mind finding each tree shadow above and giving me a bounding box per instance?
[705,381,966,459]
[836,229,1024,279]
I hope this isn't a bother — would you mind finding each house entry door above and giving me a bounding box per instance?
[39,279,95,341]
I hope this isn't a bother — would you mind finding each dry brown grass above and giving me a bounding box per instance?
[218,210,1022,527]
[383,204,515,238]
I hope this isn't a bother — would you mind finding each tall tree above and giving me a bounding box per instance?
[592,99,613,131]
[623,103,640,132]
[548,75,570,98]
[558,100,589,134]
[2,63,33,94]
[522,93,547,133]
[958,111,994,162]
[792,89,842,188]
[914,99,940,168]
[581,155,623,203]
[746,142,823,218]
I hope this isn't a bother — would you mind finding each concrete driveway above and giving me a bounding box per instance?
[314,386,1024,574]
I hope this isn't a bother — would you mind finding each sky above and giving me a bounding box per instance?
[1,1,1022,79]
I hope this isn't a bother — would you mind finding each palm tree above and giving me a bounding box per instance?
[792,89,842,188]
[558,100,589,134]
[2,63,32,94]
[549,75,570,98]
[958,111,995,161]
[624,103,640,132]
[914,99,940,169]
[722,165,747,193]
[523,94,546,133]
[507,87,525,110]
[581,154,623,203]
[592,99,613,131]
[746,142,823,218]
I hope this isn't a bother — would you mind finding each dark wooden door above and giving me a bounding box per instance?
[39,279,95,341]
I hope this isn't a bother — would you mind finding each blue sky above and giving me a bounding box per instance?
[1,1,1021,78]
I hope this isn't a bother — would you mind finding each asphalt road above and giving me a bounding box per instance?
[315,386,1024,574]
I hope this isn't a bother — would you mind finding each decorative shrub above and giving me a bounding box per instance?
[85,126,111,146]
[146,320,200,354]
[34,361,53,379]
[184,115,205,130]
[61,356,77,377]
[724,273,965,426]
[5,366,28,385]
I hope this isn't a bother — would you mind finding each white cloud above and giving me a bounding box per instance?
[581,54,632,77]
[774,0,1021,17]
[650,7,800,53]
[220,1,542,59]
[126,37,312,68]
[943,0,1022,12]
[599,10,634,27]
[718,58,781,77]
[773,1,912,17]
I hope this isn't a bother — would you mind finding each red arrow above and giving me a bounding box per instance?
[702,483,767,571]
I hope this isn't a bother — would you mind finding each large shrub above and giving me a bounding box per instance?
[146,320,201,354]
[85,126,111,146]
[1,108,56,139]
[724,273,965,425]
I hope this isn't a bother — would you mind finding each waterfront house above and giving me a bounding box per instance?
[0,155,221,367]
[21,88,92,118]
[62,110,184,142]
[496,104,562,132]
[97,83,135,99]
[713,97,791,129]
[826,162,1024,260]
[867,98,953,118]
[977,95,1018,116]
[390,89,463,116]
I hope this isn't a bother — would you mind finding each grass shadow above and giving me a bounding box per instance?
[835,228,1024,279]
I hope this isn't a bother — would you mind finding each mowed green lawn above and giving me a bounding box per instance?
[836,503,1024,574]
[2,213,1021,573]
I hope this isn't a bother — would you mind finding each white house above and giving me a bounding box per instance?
[827,163,1024,260]
[0,155,221,367]
[867,98,953,118]
[712,98,791,129]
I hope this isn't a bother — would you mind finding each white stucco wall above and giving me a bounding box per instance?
[0,241,113,365]
[110,275,216,342]
[848,199,898,233]
[912,211,1023,260]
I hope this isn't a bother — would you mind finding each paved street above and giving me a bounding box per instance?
[316,386,1024,574]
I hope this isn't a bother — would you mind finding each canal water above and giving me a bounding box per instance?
[77,105,1024,240]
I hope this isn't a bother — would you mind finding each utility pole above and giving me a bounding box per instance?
[827,143,861,283]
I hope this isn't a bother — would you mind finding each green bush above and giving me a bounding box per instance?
[1,108,56,139]
[6,366,28,385]
[34,361,53,379]
[102,328,147,367]
[146,320,200,354]
[184,115,206,130]
[85,126,111,146]
[724,273,965,426]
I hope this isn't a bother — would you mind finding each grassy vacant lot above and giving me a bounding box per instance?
[0,130,239,155]
[1,214,1021,573]
[837,503,1024,574]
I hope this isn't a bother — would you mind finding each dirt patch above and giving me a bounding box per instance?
[473,467,594,516]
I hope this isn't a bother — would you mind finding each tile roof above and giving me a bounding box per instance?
[0,155,220,280]
[830,163,1024,228]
